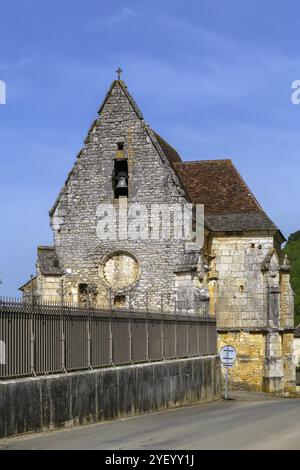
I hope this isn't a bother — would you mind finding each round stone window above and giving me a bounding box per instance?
[101,252,140,290]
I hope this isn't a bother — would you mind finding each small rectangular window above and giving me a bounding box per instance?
[78,283,88,307]
[114,295,126,308]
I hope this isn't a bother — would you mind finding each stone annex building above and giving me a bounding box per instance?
[20,75,295,393]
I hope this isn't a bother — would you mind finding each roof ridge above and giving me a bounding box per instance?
[118,80,144,120]
[145,127,189,200]
[152,131,182,163]
[230,161,264,214]
[175,159,232,165]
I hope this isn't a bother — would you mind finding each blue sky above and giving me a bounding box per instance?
[0,0,300,295]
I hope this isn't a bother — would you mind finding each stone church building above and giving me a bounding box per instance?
[20,75,295,393]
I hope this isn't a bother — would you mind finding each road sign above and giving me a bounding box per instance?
[220,345,237,365]
[219,345,237,401]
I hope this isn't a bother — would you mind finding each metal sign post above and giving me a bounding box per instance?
[225,366,229,401]
[219,345,237,401]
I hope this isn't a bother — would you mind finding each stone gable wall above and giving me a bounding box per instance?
[49,82,188,309]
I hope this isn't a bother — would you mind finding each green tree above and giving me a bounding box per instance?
[284,231,300,325]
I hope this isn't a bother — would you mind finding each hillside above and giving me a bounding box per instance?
[284,231,300,326]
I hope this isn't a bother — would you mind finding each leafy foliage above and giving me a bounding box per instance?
[284,231,300,325]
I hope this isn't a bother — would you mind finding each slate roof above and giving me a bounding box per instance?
[37,246,62,276]
[205,213,277,233]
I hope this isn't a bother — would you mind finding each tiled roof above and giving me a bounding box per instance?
[172,159,279,233]
[174,160,261,215]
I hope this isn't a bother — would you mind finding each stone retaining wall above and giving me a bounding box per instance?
[0,356,221,439]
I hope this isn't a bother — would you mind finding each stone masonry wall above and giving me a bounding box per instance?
[211,234,274,329]
[211,234,295,393]
[37,274,62,303]
[294,338,300,367]
[282,333,296,392]
[49,81,189,310]
[0,356,221,439]
[280,272,295,328]
[218,331,265,390]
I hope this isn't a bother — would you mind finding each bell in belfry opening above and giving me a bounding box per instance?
[116,171,128,189]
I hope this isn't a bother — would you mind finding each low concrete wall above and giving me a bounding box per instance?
[0,356,221,439]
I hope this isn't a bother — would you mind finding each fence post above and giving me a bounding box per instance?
[206,322,209,355]
[87,311,92,369]
[60,311,66,372]
[129,314,133,365]
[174,297,178,359]
[186,299,189,357]
[187,321,189,358]
[109,317,114,366]
[161,294,165,360]
[108,289,113,365]
[197,320,200,356]
[161,317,165,360]
[30,312,36,376]
[146,311,150,362]
[145,292,150,362]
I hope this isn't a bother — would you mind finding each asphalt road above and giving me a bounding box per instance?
[1,392,300,450]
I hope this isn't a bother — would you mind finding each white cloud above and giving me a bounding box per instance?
[0,57,34,71]
[110,7,136,24]
[92,7,137,28]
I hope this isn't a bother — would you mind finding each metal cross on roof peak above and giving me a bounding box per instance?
[116,67,123,80]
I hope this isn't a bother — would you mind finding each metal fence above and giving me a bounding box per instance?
[0,298,216,380]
